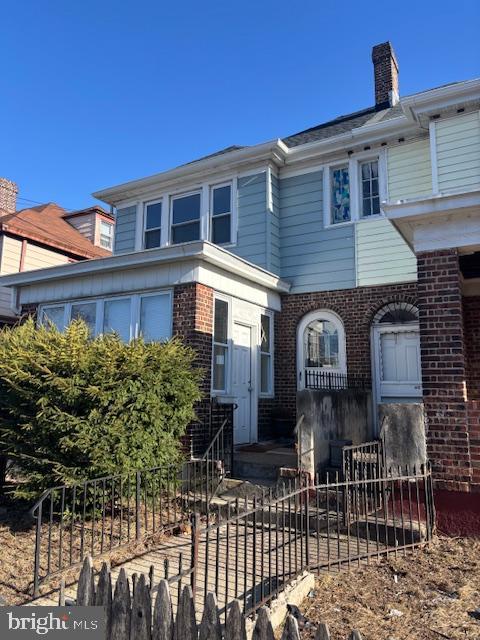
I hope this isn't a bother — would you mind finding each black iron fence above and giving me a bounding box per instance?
[304,370,371,391]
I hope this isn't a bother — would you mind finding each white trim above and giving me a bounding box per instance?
[211,294,231,396]
[296,309,347,389]
[142,198,163,250]
[429,121,439,195]
[259,310,274,398]
[0,241,291,294]
[266,165,273,213]
[209,181,234,247]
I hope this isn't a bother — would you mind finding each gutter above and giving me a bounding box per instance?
[0,241,291,294]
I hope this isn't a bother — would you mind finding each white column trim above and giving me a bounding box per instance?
[429,121,439,195]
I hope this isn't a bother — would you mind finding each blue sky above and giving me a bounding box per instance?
[1,0,479,210]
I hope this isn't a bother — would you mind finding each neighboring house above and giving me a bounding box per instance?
[1,43,479,531]
[0,178,114,324]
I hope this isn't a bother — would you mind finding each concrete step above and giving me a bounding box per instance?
[233,449,297,482]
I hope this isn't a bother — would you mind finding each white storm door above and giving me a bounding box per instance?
[232,323,253,445]
[375,327,422,400]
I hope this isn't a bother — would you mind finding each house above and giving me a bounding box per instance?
[0,178,115,325]
[0,43,479,533]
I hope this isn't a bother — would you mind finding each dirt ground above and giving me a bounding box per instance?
[300,537,480,640]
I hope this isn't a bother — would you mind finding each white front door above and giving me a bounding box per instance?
[374,326,422,401]
[232,323,253,445]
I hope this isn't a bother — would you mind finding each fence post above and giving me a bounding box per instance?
[304,486,310,570]
[190,512,200,601]
[136,471,142,541]
[33,501,43,597]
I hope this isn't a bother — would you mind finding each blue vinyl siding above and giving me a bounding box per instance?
[231,173,268,269]
[279,171,356,293]
[114,205,136,254]
[269,175,281,274]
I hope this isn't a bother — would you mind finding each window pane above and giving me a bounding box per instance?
[213,185,231,216]
[212,215,231,245]
[145,229,161,249]
[362,199,372,216]
[372,197,380,215]
[260,353,270,394]
[304,319,339,368]
[362,181,371,198]
[361,163,371,180]
[371,160,378,178]
[140,294,171,342]
[213,344,227,391]
[372,178,379,196]
[172,193,201,225]
[261,315,270,353]
[331,166,350,223]
[214,299,228,344]
[172,222,200,244]
[71,302,97,334]
[146,202,162,230]
[42,306,65,330]
[103,298,131,342]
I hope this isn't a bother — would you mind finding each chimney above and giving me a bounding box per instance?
[372,42,399,108]
[0,177,18,216]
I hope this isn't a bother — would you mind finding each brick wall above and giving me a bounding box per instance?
[464,296,480,400]
[172,283,214,456]
[274,281,418,419]
[417,249,472,490]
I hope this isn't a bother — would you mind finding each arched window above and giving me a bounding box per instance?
[297,310,346,387]
[373,302,419,325]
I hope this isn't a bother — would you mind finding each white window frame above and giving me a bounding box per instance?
[99,220,114,250]
[170,190,202,245]
[323,149,387,228]
[296,309,347,389]
[209,181,234,246]
[259,311,274,398]
[358,157,381,219]
[39,289,173,343]
[143,199,163,250]
[211,295,231,395]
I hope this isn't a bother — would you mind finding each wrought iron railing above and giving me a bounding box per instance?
[304,370,371,391]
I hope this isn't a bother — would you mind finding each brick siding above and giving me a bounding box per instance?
[274,281,418,420]
[464,296,480,400]
[417,249,472,490]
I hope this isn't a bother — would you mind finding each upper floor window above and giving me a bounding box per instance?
[330,166,350,224]
[99,221,114,250]
[360,159,380,217]
[171,192,201,244]
[144,201,162,249]
[210,184,232,245]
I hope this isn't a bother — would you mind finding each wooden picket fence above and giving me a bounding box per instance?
[63,555,363,640]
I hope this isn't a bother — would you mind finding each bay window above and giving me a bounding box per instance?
[71,302,97,334]
[140,293,172,342]
[103,298,132,342]
[41,305,66,331]
[213,298,229,392]
[171,193,201,244]
[210,184,232,245]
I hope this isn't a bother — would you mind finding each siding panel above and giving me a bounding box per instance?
[436,111,480,193]
[114,206,137,254]
[356,218,416,287]
[230,173,267,269]
[0,235,22,318]
[387,138,432,201]
[279,171,356,293]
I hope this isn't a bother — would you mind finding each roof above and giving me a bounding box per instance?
[282,104,404,148]
[0,203,111,259]
[63,205,114,220]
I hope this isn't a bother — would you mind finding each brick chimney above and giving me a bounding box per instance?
[0,178,18,216]
[372,42,399,108]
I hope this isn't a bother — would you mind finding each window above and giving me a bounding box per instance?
[171,193,201,244]
[304,318,339,369]
[213,299,229,392]
[360,160,380,217]
[260,314,272,394]
[144,201,162,249]
[331,166,350,224]
[99,221,114,250]
[42,305,66,330]
[39,290,172,343]
[71,302,97,334]
[211,184,232,245]
[103,298,132,342]
[139,293,172,342]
